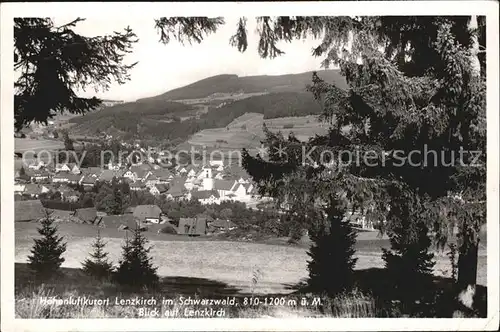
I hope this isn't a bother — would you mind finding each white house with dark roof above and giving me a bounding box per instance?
[80,174,98,188]
[191,190,220,205]
[123,166,151,182]
[27,160,46,170]
[152,168,173,182]
[129,181,147,191]
[52,173,82,184]
[26,169,51,182]
[133,205,162,223]
[213,179,238,201]
[150,183,168,196]
[144,173,159,187]
[55,163,71,173]
[231,182,251,202]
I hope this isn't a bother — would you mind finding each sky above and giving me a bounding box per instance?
[64,17,326,102]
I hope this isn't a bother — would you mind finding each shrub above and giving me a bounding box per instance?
[160,224,177,234]
[113,226,159,291]
[27,212,67,280]
[82,229,114,280]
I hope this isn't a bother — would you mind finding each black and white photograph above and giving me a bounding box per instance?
[1,2,499,331]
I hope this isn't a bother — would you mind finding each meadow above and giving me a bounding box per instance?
[15,138,65,154]
[15,222,487,295]
[187,113,328,150]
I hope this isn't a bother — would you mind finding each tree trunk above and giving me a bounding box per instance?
[456,237,479,310]
[457,241,479,287]
[469,15,481,77]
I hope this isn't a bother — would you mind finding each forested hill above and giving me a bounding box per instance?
[137,70,347,102]
[68,70,346,141]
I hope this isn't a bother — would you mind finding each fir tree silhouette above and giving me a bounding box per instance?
[28,211,67,280]
[82,229,114,280]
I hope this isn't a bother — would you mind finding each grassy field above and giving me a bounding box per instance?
[15,221,487,296]
[15,138,65,154]
[187,113,329,149]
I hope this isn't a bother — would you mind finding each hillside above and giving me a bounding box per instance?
[68,70,345,141]
[137,70,347,102]
[187,113,328,150]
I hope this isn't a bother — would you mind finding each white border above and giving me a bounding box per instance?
[1,2,499,331]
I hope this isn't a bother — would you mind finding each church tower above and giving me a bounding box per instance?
[202,167,214,191]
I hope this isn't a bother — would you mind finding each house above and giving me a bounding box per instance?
[27,160,46,170]
[130,181,147,191]
[14,183,26,194]
[214,172,224,180]
[152,169,173,183]
[81,167,103,177]
[52,173,80,184]
[123,166,151,182]
[166,180,189,201]
[209,158,224,167]
[22,184,50,198]
[231,182,251,202]
[213,179,238,201]
[177,217,207,236]
[209,219,238,232]
[144,174,159,187]
[55,163,71,173]
[80,174,98,188]
[107,161,122,170]
[133,205,162,223]
[191,190,220,205]
[97,214,136,229]
[99,169,125,182]
[68,163,81,174]
[185,165,198,178]
[25,169,51,182]
[74,208,99,224]
[15,200,46,222]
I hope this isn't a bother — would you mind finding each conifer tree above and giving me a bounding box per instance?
[82,229,114,280]
[307,196,357,296]
[382,185,435,311]
[28,211,67,280]
[114,226,159,291]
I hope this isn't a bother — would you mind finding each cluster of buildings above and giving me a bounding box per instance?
[15,158,264,207]
[14,199,238,236]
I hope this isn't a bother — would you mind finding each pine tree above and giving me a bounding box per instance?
[381,185,435,312]
[307,197,357,296]
[28,211,67,280]
[14,18,138,131]
[114,226,159,291]
[82,229,114,280]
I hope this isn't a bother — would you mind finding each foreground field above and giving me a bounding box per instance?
[14,138,64,154]
[15,222,487,295]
